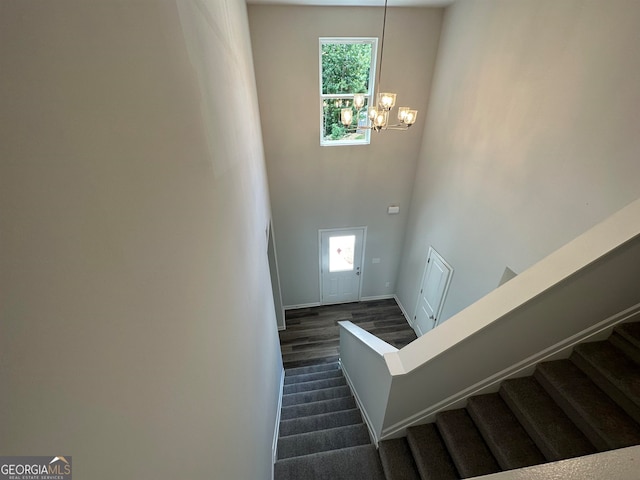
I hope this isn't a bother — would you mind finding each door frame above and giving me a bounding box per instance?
[318,226,367,305]
[413,246,453,335]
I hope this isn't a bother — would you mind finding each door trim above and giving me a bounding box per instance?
[413,246,453,335]
[318,226,367,305]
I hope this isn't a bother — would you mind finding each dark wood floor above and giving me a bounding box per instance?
[279,298,418,369]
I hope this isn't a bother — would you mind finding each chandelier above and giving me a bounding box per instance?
[340,0,418,132]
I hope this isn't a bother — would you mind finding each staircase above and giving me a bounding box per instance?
[275,321,640,479]
[274,362,385,479]
[378,321,640,479]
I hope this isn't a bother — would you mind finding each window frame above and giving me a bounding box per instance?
[319,37,378,147]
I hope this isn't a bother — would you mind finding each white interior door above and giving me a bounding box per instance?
[320,228,365,305]
[414,247,453,335]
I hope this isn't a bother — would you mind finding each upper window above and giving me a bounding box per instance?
[319,38,377,146]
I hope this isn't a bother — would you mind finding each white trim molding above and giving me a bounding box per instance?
[272,365,285,466]
[360,294,395,301]
[283,302,321,310]
[394,294,419,335]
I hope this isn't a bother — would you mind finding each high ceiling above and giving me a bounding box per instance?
[246,0,454,6]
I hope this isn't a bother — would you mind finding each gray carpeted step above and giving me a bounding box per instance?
[406,424,458,480]
[284,368,344,385]
[285,362,340,377]
[378,437,421,480]
[610,322,640,365]
[436,409,500,478]
[571,340,640,424]
[280,396,357,421]
[467,393,546,470]
[282,385,351,407]
[274,444,385,480]
[535,359,640,451]
[277,423,371,459]
[500,376,596,461]
[283,376,346,394]
[279,408,363,437]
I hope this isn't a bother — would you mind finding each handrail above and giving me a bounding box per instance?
[340,197,640,442]
[338,320,398,355]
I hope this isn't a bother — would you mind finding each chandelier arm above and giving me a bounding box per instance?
[344,124,409,132]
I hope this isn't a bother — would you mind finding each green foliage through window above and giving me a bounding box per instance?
[320,38,376,145]
[322,43,372,95]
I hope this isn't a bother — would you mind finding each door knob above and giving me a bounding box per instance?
[429,315,435,320]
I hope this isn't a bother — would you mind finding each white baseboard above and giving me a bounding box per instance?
[360,294,395,301]
[283,302,320,310]
[380,302,640,440]
[340,359,380,446]
[393,295,419,336]
[272,365,285,467]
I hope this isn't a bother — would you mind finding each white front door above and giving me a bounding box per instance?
[320,228,365,304]
[414,247,453,335]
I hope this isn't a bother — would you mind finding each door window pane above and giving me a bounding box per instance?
[329,235,355,272]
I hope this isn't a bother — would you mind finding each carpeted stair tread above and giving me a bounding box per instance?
[407,424,458,480]
[467,393,546,470]
[571,340,640,424]
[535,359,640,451]
[283,376,347,394]
[284,368,344,385]
[282,385,352,407]
[280,396,357,420]
[436,409,500,478]
[500,376,596,461]
[610,330,640,365]
[285,362,339,377]
[378,437,421,480]
[614,323,640,351]
[274,444,385,480]
[277,423,371,459]
[279,408,363,437]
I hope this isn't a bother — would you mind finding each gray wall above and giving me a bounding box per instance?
[397,0,640,323]
[248,6,443,306]
[0,1,282,478]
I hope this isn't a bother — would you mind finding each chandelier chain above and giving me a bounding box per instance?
[376,0,389,96]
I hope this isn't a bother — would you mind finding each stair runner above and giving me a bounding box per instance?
[274,362,385,480]
[378,321,640,479]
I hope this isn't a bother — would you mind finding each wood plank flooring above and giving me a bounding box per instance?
[279,298,418,369]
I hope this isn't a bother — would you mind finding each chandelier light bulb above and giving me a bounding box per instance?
[353,94,365,110]
[341,108,353,126]
[404,110,418,126]
[378,92,396,111]
[374,110,388,130]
